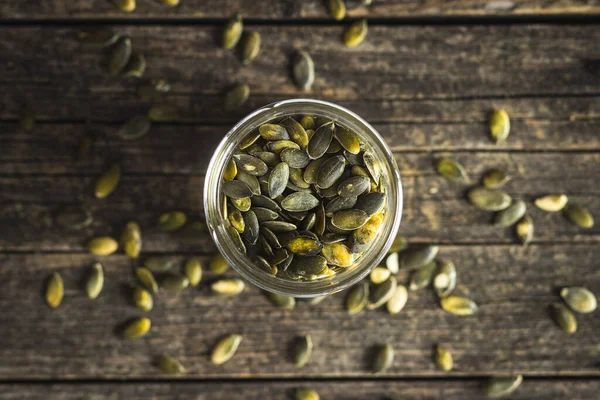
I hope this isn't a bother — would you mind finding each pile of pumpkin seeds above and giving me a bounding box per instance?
[220,115,387,281]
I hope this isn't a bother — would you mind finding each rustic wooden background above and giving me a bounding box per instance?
[1,0,599,399]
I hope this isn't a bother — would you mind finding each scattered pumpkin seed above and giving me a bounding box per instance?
[564,203,594,228]
[241,31,261,65]
[123,52,146,77]
[550,303,577,334]
[440,295,478,316]
[535,194,568,212]
[108,37,132,76]
[372,344,394,373]
[344,19,368,47]
[95,164,121,199]
[209,254,230,274]
[560,287,597,314]
[123,317,151,339]
[434,344,453,372]
[292,335,313,367]
[468,187,512,211]
[409,260,437,291]
[386,284,408,315]
[184,257,203,286]
[224,83,250,111]
[399,245,439,271]
[136,267,158,293]
[328,0,346,20]
[112,0,136,12]
[211,334,242,365]
[157,0,179,6]
[268,292,296,309]
[385,252,399,273]
[483,169,511,189]
[370,266,391,284]
[118,115,151,140]
[211,279,245,295]
[433,259,457,298]
[493,199,526,227]
[296,389,320,400]
[292,50,315,90]
[436,158,468,182]
[145,256,175,272]
[85,262,104,299]
[157,211,187,232]
[45,272,64,308]
[489,109,510,143]
[133,286,153,311]
[160,275,190,292]
[485,375,523,398]
[515,214,534,246]
[346,281,369,315]
[368,276,397,309]
[222,14,243,49]
[156,354,185,375]
[55,206,93,230]
[121,221,141,258]
[87,236,118,255]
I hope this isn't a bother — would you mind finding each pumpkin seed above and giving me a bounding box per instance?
[236,170,261,196]
[239,132,261,150]
[85,262,104,299]
[560,287,597,314]
[241,210,260,245]
[241,31,261,65]
[328,0,346,20]
[308,122,334,160]
[145,256,175,272]
[515,215,534,247]
[296,389,320,400]
[434,344,453,372]
[282,117,310,149]
[440,295,478,316]
[156,355,186,375]
[292,50,315,90]
[331,209,369,230]
[385,252,399,273]
[389,235,408,254]
[255,255,275,274]
[184,257,203,286]
[436,158,468,182]
[550,303,577,334]
[409,260,437,291]
[123,317,151,339]
[136,267,158,293]
[287,237,323,256]
[79,28,120,47]
[211,334,242,364]
[325,196,357,217]
[133,286,153,311]
[268,162,290,198]
[148,104,178,122]
[209,254,230,274]
[112,0,135,12]
[282,192,320,212]
[118,115,151,140]
[108,37,132,76]
[267,139,301,154]
[337,176,370,197]
[234,154,268,176]
[289,255,328,276]
[564,203,594,228]
[334,125,361,154]
[251,207,278,223]
[386,284,408,314]
[224,159,238,181]
[363,151,380,182]
[485,375,523,398]
[370,266,391,284]
[355,192,386,216]
[321,242,354,267]
[223,180,253,199]
[231,197,251,211]
[346,281,369,315]
[261,220,297,232]
[211,279,245,295]
[260,124,290,141]
[433,259,456,298]
[160,274,190,292]
[489,109,510,143]
[314,203,326,236]
[326,138,343,154]
[300,116,315,130]
[301,212,317,231]
[483,169,511,189]
[158,211,187,232]
[46,272,63,308]
[493,199,526,227]
[372,344,394,373]
[87,236,118,255]
[399,245,438,271]
[468,187,512,211]
[304,158,327,184]
[222,14,243,49]
[535,194,568,212]
[344,19,368,47]
[95,164,121,199]
[289,167,311,189]
[224,83,250,111]
[292,335,313,367]
[229,209,246,232]
[55,206,93,230]
[254,151,279,167]
[123,52,146,77]
[368,277,397,309]
[268,292,296,309]
[281,148,310,169]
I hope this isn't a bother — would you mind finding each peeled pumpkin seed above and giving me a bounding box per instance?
[211,334,242,365]
[112,0,135,12]
[386,284,408,314]
[344,19,368,47]
[399,245,439,271]
[283,118,310,149]
[363,151,380,182]
[489,109,510,143]
[123,317,151,339]
[184,257,203,286]
[145,256,175,272]
[157,354,186,375]
[436,158,468,182]
[292,335,313,367]
[483,169,511,189]
[241,31,261,65]
[136,267,158,293]
[409,260,437,291]
[515,215,534,247]
[372,344,394,373]
[287,237,323,256]
[87,236,118,256]
[46,272,64,308]
[160,275,190,292]
[535,194,568,212]
[331,209,369,230]
[468,187,512,211]
[229,209,246,232]
[300,115,315,131]
[211,279,245,295]
[388,235,408,254]
[282,192,319,212]
[209,254,229,274]
[485,375,523,398]
[321,243,353,267]
[434,344,453,372]
[118,115,151,140]
[440,295,478,316]
[85,263,104,299]
[108,37,132,75]
[433,259,457,298]
[308,123,334,160]
[370,266,390,284]
[560,287,597,314]
[124,52,146,77]
[268,162,290,198]
[296,389,320,400]
[223,159,238,181]
[222,14,243,49]
[385,252,399,273]
[564,204,594,228]
[493,199,526,227]
[224,83,250,111]
[260,124,290,141]
[368,277,397,309]
[551,303,577,334]
[328,0,346,20]
[292,50,315,91]
[346,281,369,315]
[95,164,121,199]
[121,221,141,258]
[268,292,296,309]
[133,286,153,311]
[231,197,251,212]
[334,125,361,154]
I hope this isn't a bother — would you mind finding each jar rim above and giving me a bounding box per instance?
[204,99,403,297]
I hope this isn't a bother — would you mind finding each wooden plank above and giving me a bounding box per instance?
[0,152,598,252]
[0,244,598,378]
[1,25,599,123]
[2,0,600,20]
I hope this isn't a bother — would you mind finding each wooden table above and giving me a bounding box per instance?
[1,1,599,399]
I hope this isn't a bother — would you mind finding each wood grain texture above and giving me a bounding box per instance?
[1,0,599,20]
[1,380,600,399]
[0,245,599,378]
[1,25,599,123]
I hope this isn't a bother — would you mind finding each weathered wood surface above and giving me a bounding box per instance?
[0,245,599,378]
[1,25,599,124]
[1,380,600,399]
[2,0,600,20]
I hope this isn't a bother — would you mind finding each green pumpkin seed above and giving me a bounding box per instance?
[123,52,146,77]
[328,0,346,20]
[386,284,408,314]
[385,252,399,273]
[325,138,343,153]
[296,389,320,400]
[307,123,334,160]
[485,375,523,398]
[433,259,456,298]
[334,125,361,154]
[222,14,243,49]
[440,295,478,316]
[370,266,391,284]
[95,164,121,199]
[184,257,203,286]
[346,281,369,315]
[211,334,242,364]
[112,0,136,12]
[118,115,151,140]
[252,207,279,222]
[321,242,354,267]
[236,170,261,196]
[560,287,597,314]
[300,212,317,231]
[136,267,158,293]
[267,139,301,154]
[436,158,468,182]
[87,236,118,255]
[282,192,320,212]
[224,83,250,111]
[233,154,268,176]
[239,132,261,150]
[300,116,315,131]
[211,279,245,295]
[148,104,178,122]
[268,292,296,309]
[158,211,187,232]
[515,215,534,247]
[145,256,175,272]
[209,254,230,274]
[368,277,397,309]
[399,245,439,271]
[325,196,357,217]
[372,344,394,373]
[363,151,380,182]
[483,169,511,189]
[281,148,310,169]
[409,260,437,291]
[156,354,186,375]
[231,197,252,211]
[564,203,594,228]
[489,109,510,143]
[108,37,132,76]
[241,210,259,245]
[468,187,512,211]
[261,220,297,232]
[344,19,368,47]
[351,165,369,178]
[304,158,327,184]
[289,255,328,276]
[292,335,313,367]
[337,176,370,197]
[255,255,275,274]
[354,192,386,216]
[331,209,369,230]
[55,206,93,230]
[253,151,279,167]
[287,237,323,256]
[160,274,190,292]
[388,235,408,254]
[283,118,310,149]
[535,194,568,212]
[224,159,238,181]
[79,28,120,47]
[434,344,453,372]
[493,199,526,227]
[289,168,311,189]
[268,162,290,198]
[223,180,253,199]
[260,124,290,141]
[292,50,315,90]
[85,262,104,299]
[46,272,63,308]
[133,286,153,311]
[119,222,141,258]
[123,317,151,339]
[229,209,246,232]
[550,303,577,334]
[241,31,261,65]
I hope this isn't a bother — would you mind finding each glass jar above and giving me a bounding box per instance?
[204,99,403,297]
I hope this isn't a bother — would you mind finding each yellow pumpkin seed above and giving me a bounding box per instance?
[211,279,245,295]
[224,159,238,181]
[113,0,135,12]
[485,375,523,398]
[133,286,153,311]
[95,164,121,199]
[158,211,187,231]
[241,31,261,65]
[135,267,158,293]
[434,344,453,371]
[386,284,408,315]
[160,275,190,292]
[46,272,64,308]
[468,187,512,211]
[321,243,354,267]
[515,215,534,247]
[345,281,369,315]
[433,259,456,298]
[440,295,478,316]
[560,287,597,314]
[87,236,118,256]
[344,20,368,47]
[535,194,568,212]
[436,158,468,182]
[353,212,383,245]
[372,344,394,373]
[211,334,243,364]
[482,169,511,189]
[121,221,142,258]
[85,262,104,299]
[409,260,437,291]
[156,354,186,375]
[209,254,230,274]
[550,303,577,334]
[184,257,203,287]
[222,14,243,49]
[268,292,296,309]
[564,203,594,228]
[292,334,313,367]
[370,266,391,284]
[489,109,510,143]
[123,317,151,339]
[328,0,346,20]
[296,389,320,400]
